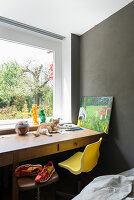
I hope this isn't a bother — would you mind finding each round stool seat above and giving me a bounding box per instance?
[17,171,59,191]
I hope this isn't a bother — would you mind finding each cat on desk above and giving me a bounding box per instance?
[34,119,59,137]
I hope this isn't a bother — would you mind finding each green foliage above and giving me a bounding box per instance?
[0,105,32,120]
[0,61,28,105]
[0,60,53,119]
[0,106,22,120]
[21,59,51,106]
[40,85,53,116]
[13,95,26,111]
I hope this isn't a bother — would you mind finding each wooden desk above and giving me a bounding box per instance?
[0,128,105,200]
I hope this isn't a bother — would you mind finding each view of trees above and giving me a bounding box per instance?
[0,60,53,120]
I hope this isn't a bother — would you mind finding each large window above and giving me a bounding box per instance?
[0,39,54,129]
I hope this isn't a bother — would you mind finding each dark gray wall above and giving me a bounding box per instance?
[80,2,134,173]
[71,34,80,124]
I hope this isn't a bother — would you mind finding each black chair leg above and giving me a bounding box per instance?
[56,178,82,199]
[56,191,75,200]
[77,180,81,194]
[37,187,40,200]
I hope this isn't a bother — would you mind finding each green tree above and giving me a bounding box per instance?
[0,62,21,106]
[40,85,53,116]
[22,60,51,105]
[0,61,31,108]
[0,60,53,116]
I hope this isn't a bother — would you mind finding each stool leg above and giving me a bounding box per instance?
[37,187,40,200]
[77,180,81,193]
[12,163,19,200]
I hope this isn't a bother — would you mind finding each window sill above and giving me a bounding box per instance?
[0,125,38,135]
[0,118,68,135]
[0,118,39,135]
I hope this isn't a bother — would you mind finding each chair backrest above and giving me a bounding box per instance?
[81,137,102,173]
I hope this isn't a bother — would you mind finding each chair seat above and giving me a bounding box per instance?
[17,171,59,191]
[58,152,83,175]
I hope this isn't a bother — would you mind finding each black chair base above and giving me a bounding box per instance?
[56,179,81,200]
[56,191,75,200]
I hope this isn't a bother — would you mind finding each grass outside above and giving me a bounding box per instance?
[0,105,52,120]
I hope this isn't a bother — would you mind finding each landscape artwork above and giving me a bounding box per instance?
[78,96,113,134]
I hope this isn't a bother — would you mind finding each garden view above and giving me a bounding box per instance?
[0,40,54,121]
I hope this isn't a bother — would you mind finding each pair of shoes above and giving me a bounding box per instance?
[35,161,55,183]
[14,164,43,177]
[14,161,55,183]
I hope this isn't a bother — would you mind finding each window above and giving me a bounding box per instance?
[0,24,72,132]
[0,39,55,130]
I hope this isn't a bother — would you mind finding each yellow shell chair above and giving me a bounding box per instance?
[57,137,102,199]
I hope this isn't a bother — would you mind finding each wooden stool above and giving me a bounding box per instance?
[17,171,59,200]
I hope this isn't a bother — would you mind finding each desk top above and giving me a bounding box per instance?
[0,128,104,154]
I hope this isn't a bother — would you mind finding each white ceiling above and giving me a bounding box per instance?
[0,0,133,37]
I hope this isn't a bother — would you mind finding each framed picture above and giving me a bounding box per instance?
[78,96,113,134]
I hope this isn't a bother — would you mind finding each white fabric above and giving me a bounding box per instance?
[120,168,134,200]
[120,168,134,177]
[73,168,134,200]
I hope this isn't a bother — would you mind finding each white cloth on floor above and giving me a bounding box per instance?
[120,168,134,177]
[73,168,134,200]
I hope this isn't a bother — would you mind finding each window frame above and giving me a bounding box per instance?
[0,24,62,134]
